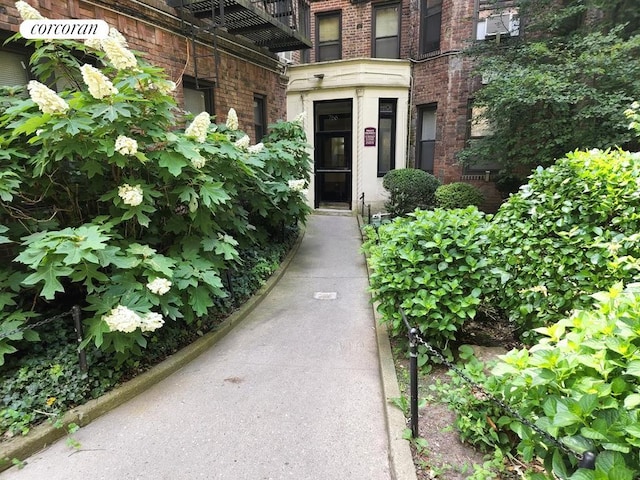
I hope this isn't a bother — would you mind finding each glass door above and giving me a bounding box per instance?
[314,100,352,208]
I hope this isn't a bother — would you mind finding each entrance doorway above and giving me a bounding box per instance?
[314,100,352,209]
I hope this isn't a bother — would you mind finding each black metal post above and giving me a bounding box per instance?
[367,204,371,225]
[224,269,234,298]
[72,305,88,372]
[578,452,597,470]
[409,327,419,438]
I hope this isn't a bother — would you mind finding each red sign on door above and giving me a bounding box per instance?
[364,127,376,147]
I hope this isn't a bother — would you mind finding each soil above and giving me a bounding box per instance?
[393,314,527,479]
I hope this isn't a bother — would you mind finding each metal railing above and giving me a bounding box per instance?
[0,306,87,372]
[399,307,597,472]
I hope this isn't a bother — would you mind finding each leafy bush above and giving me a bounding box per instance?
[0,238,292,437]
[363,207,491,355]
[382,168,441,217]
[491,283,640,480]
[494,171,524,199]
[0,17,311,364]
[488,148,640,333]
[435,182,484,209]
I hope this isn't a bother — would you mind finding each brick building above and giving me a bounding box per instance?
[286,0,517,211]
[0,0,311,143]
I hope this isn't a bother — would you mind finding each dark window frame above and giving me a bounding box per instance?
[463,99,501,173]
[416,103,437,174]
[377,98,397,177]
[254,94,267,142]
[420,0,442,55]
[182,75,215,115]
[316,11,342,62]
[372,2,401,59]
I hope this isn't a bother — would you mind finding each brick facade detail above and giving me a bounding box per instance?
[305,0,505,211]
[0,0,287,142]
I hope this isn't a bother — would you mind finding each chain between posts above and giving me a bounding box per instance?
[0,310,73,341]
[1,307,88,372]
[400,308,597,470]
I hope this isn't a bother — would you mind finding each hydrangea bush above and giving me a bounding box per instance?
[0,3,311,363]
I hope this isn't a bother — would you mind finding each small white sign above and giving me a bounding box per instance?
[20,19,109,40]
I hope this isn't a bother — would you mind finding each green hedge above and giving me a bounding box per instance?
[382,168,441,216]
[435,182,484,209]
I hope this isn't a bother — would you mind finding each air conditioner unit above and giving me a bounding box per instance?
[278,51,294,65]
[484,13,519,38]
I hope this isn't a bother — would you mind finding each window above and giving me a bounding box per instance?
[417,104,436,173]
[373,3,400,59]
[0,49,30,87]
[464,101,501,172]
[254,94,267,142]
[420,0,442,55]
[182,76,214,115]
[316,12,341,61]
[377,99,397,176]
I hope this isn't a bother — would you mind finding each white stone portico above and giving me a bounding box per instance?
[287,58,411,212]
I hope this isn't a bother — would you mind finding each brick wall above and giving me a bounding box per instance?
[0,0,286,141]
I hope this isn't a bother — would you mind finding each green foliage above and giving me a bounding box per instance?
[491,283,640,479]
[382,168,441,217]
[494,171,525,199]
[431,346,511,452]
[489,148,640,331]
[0,323,123,437]
[0,26,311,363]
[0,238,293,437]
[435,182,484,210]
[459,0,640,171]
[363,207,491,355]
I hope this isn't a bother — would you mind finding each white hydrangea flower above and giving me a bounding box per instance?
[103,305,142,333]
[15,1,45,20]
[288,179,306,192]
[80,64,118,99]
[146,278,172,295]
[115,135,138,156]
[191,154,206,169]
[248,142,264,154]
[118,183,143,206]
[27,81,69,114]
[139,312,165,332]
[84,38,102,50]
[185,112,211,143]
[294,111,306,123]
[101,37,138,70]
[155,80,176,95]
[234,134,250,150]
[226,108,238,130]
[108,27,128,47]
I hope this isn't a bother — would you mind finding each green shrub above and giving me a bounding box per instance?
[435,182,484,209]
[491,283,640,479]
[0,20,311,364]
[363,207,492,355]
[494,171,525,199]
[382,168,441,217]
[488,148,640,333]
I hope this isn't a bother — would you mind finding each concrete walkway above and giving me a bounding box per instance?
[1,214,403,480]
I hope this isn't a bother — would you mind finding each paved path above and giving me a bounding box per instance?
[2,214,392,480]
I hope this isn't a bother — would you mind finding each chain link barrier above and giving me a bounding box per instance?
[401,309,597,471]
[0,306,88,372]
[0,309,73,341]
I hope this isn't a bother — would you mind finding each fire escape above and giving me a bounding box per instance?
[167,0,311,86]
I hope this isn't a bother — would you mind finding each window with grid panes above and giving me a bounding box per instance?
[316,12,341,61]
[373,3,400,59]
